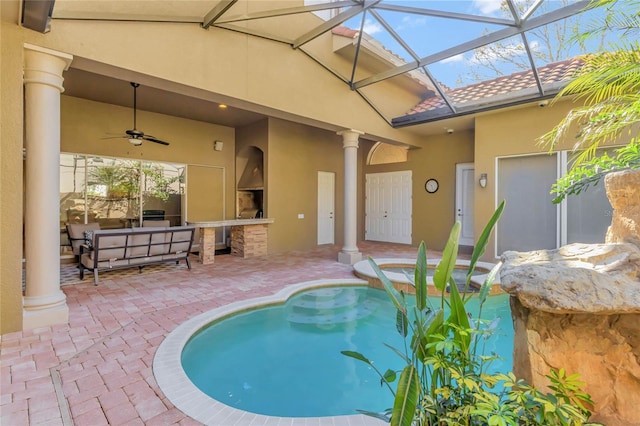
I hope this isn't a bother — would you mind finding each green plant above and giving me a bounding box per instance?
[538,0,640,203]
[343,201,596,425]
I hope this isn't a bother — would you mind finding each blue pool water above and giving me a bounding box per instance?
[181,286,513,418]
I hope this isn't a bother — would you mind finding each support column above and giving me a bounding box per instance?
[22,44,73,330]
[337,129,363,264]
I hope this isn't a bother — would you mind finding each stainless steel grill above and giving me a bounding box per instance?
[238,208,263,219]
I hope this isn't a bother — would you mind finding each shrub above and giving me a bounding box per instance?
[343,201,598,426]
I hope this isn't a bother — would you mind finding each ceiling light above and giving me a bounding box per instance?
[128,138,142,146]
[218,104,228,109]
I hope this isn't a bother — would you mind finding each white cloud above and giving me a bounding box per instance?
[363,19,383,35]
[441,54,466,63]
[472,0,503,15]
[396,16,427,31]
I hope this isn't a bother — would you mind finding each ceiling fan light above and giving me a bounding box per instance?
[128,137,142,146]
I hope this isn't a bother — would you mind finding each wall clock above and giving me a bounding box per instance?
[425,178,439,193]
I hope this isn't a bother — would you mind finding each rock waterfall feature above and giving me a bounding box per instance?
[500,168,640,426]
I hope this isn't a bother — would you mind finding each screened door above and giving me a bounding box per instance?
[497,154,558,254]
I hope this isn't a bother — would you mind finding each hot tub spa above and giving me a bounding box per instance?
[353,257,502,296]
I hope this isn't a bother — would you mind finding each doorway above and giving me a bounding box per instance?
[455,163,475,247]
[317,171,335,245]
[365,171,412,244]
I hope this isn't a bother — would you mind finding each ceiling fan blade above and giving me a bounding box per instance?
[105,83,169,146]
[142,135,170,146]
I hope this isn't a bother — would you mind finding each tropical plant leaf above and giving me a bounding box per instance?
[433,222,461,292]
[418,308,445,360]
[447,276,471,352]
[396,308,409,337]
[356,409,391,422]
[369,257,407,315]
[478,263,501,306]
[466,200,505,289]
[391,365,420,426]
[414,241,428,310]
[383,369,397,384]
[383,342,412,364]
[341,350,371,365]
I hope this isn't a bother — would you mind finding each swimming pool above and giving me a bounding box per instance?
[154,279,512,425]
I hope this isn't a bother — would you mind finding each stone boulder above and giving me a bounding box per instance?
[605,168,640,246]
[501,243,640,314]
[500,242,640,426]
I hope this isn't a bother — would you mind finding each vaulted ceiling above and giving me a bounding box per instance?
[22,0,623,134]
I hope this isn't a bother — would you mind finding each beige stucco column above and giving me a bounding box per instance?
[22,44,73,330]
[337,129,363,264]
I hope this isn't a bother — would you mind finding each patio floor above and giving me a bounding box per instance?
[1,241,432,426]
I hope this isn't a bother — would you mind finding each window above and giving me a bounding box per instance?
[60,153,185,254]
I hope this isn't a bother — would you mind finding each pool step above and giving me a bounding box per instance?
[286,288,378,325]
[289,288,360,310]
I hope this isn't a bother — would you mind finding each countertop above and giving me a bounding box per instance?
[186,218,275,228]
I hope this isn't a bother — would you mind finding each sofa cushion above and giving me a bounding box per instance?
[135,227,169,255]
[66,222,101,255]
[93,232,128,261]
[127,233,152,258]
[166,229,193,254]
[142,220,170,227]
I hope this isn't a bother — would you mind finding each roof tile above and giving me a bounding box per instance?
[405,57,584,115]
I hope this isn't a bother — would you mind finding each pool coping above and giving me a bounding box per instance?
[353,258,502,295]
[153,278,388,426]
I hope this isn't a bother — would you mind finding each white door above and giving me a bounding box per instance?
[317,171,335,245]
[365,171,412,244]
[455,163,475,246]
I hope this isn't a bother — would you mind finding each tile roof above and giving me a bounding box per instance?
[406,57,585,115]
[331,26,359,38]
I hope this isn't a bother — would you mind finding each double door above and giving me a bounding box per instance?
[365,171,412,244]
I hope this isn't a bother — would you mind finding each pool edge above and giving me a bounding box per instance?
[353,257,503,296]
[153,278,387,426]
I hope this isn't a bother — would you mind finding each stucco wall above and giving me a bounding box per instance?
[474,100,583,261]
[364,130,474,251]
[1,1,28,333]
[266,118,347,253]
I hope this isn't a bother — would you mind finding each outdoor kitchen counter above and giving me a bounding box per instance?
[187,218,274,265]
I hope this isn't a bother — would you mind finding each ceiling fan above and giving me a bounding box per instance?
[108,82,170,146]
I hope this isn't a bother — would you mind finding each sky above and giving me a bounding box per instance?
[331,0,617,88]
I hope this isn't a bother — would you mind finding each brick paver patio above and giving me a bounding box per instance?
[1,242,430,425]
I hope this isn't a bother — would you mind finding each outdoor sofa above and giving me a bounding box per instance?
[67,223,195,285]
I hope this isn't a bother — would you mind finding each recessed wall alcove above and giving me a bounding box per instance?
[236,146,264,218]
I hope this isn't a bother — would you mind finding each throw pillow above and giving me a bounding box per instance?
[84,230,94,249]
